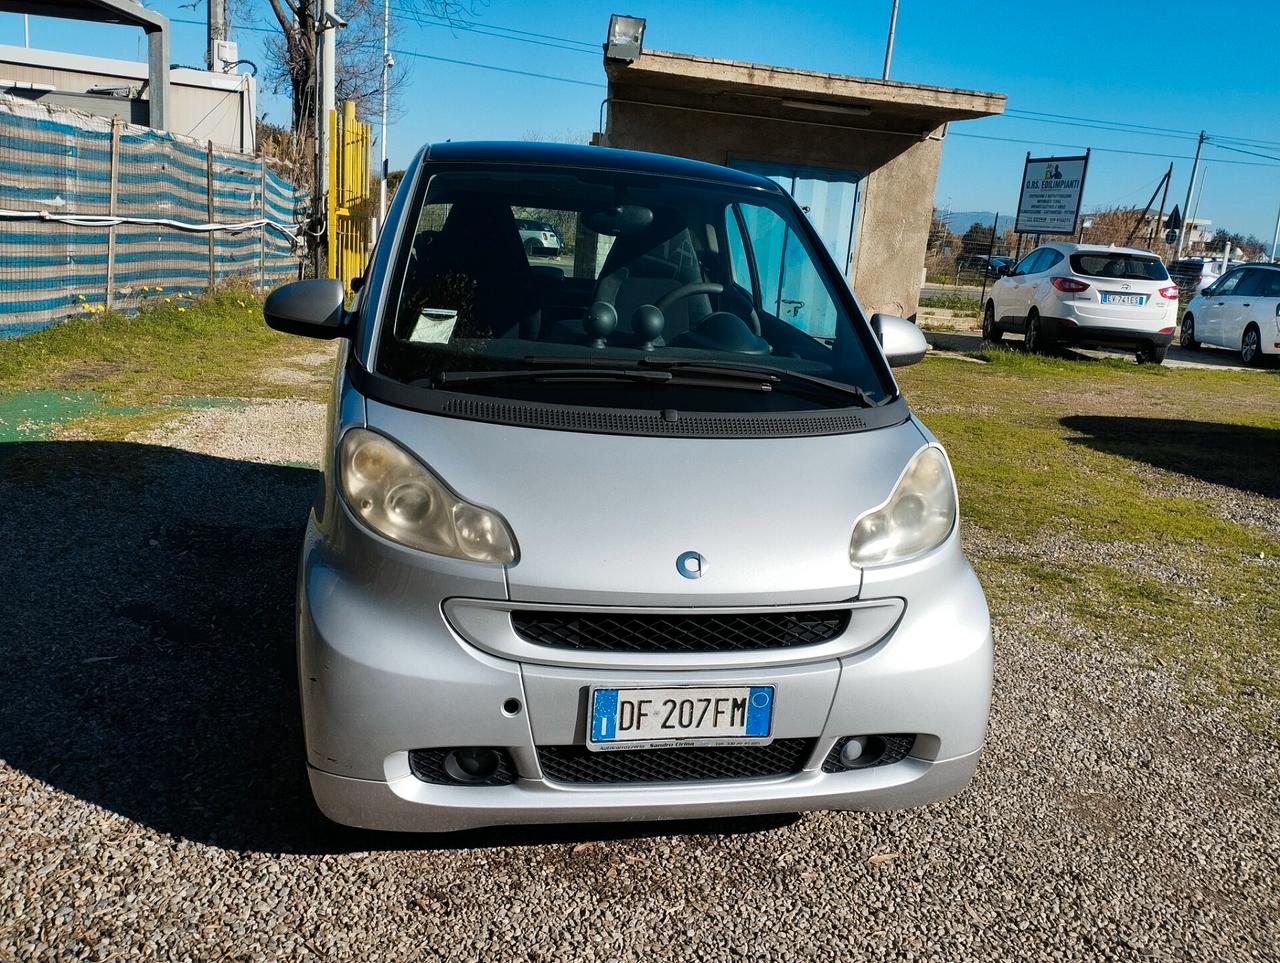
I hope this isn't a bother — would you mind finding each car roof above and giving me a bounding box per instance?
[421,141,785,193]
[1040,241,1161,258]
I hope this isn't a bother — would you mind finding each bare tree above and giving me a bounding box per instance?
[235,1,478,139]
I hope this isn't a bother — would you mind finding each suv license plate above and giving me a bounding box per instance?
[587,685,774,751]
[1101,292,1146,305]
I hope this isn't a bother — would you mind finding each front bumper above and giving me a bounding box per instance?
[298,508,992,833]
[309,749,983,832]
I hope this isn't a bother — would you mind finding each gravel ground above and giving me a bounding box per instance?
[2,385,1278,961]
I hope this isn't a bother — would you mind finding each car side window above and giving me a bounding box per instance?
[1257,271,1280,299]
[1233,269,1266,298]
[1011,250,1041,276]
[1039,250,1064,272]
[735,202,841,338]
[1212,270,1244,297]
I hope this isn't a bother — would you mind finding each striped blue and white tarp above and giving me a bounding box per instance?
[0,95,304,337]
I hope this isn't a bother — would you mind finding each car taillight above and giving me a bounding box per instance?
[1159,285,1179,300]
[1050,277,1090,293]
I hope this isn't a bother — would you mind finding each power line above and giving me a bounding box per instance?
[998,111,1199,143]
[1205,139,1280,164]
[949,130,1280,169]
[393,7,599,51]
[1002,107,1280,150]
[390,47,604,88]
[389,5,599,56]
[170,11,1280,156]
[169,16,605,90]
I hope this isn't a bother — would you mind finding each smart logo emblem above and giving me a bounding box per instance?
[675,551,707,579]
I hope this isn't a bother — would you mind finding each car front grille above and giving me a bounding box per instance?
[510,610,850,654]
[536,739,814,785]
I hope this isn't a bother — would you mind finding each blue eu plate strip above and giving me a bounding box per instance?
[592,689,619,741]
[745,687,773,737]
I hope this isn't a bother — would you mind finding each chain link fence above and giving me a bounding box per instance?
[0,95,304,337]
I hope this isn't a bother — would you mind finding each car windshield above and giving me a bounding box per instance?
[1069,252,1169,281]
[373,167,893,410]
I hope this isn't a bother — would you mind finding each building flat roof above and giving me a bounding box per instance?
[0,0,165,32]
[606,49,1005,132]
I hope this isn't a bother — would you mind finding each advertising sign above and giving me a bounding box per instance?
[1014,152,1089,235]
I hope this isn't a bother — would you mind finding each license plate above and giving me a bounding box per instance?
[1101,292,1146,305]
[587,685,774,751]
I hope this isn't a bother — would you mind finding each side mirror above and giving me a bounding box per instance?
[871,312,928,367]
[264,278,349,339]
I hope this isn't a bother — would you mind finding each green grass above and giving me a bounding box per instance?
[899,353,1280,733]
[0,285,329,439]
[0,284,296,406]
[919,293,983,318]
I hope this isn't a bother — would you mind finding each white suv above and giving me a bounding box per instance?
[1180,263,1280,366]
[984,242,1179,364]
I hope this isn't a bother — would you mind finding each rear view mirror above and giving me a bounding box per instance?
[264,279,349,339]
[871,313,928,367]
[582,204,654,236]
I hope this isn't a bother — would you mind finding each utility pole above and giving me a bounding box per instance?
[320,0,336,195]
[882,0,899,80]
[1175,131,1205,260]
[1270,201,1280,263]
[379,0,391,226]
[207,0,226,70]
[1151,162,1172,249]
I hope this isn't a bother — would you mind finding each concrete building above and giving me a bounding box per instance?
[601,48,1005,318]
[0,0,255,153]
[0,44,256,152]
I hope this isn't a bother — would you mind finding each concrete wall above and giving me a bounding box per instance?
[605,97,945,318]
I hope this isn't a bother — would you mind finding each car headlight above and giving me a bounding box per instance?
[849,446,956,566]
[339,428,517,564]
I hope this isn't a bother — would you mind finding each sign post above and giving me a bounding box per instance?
[1014,151,1090,236]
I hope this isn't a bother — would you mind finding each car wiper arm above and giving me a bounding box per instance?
[636,359,875,407]
[438,367,673,386]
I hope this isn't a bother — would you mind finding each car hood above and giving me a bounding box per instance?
[365,399,927,606]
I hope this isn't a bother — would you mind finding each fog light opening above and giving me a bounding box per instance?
[839,735,869,767]
[443,748,501,784]
[823,734,916,773]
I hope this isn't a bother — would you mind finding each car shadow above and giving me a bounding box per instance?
[0,440,799,854]
[1060,416,1280,499]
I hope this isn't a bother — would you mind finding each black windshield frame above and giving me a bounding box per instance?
[347,156,908,438]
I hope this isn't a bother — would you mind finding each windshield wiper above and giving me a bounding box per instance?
[637,359,876,407]
[522,355,874,406]
[437,366,673,386]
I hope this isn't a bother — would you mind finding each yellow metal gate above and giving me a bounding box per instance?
[327,101,372,295]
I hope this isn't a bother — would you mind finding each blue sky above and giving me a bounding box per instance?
[4,0,1279,242]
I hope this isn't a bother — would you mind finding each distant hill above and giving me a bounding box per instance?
[942,211,1015,235]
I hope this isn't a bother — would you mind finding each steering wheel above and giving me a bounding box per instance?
[654,282,761,336]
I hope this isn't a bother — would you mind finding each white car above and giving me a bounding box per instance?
[1180,263,1280,366]
[515,218,562,257]
[983,242,1179,364]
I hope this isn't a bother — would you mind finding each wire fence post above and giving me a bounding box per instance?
[978,211,998,309]
[206,141,216,294]
[105,116,120,311]
[259,157,267,290]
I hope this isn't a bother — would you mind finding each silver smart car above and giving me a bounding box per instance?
[265,142,992,832]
